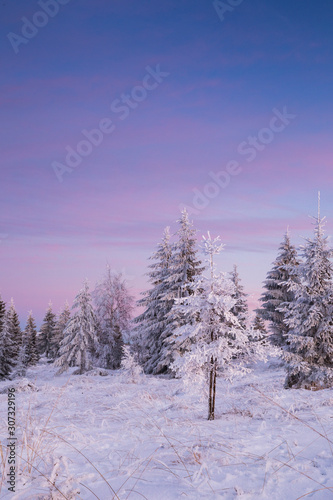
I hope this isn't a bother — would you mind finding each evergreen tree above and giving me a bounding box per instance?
[50,302,71,360]
[281,204,333,389]
[229,265,248,329]
[168,208,203,298]
[14,340,28,378]
[251,313,267,341]
[6,298,22,359]
[134,226,173,373]
[38,302,57,358]
[93,267,133,369]
[170,233,263,420]
[120,345,143,383]
[0,298,16,380]
[0,295,5,336]
[55,280,97,375]
[257,230,300,346]
[156,209,204,374]
[24,311,39,366]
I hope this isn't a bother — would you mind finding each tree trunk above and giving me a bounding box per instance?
[208,356,216,420]
[212,361,217,418]
[80,350,84,375]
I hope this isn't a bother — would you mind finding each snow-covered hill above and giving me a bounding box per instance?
[0,358,332,499]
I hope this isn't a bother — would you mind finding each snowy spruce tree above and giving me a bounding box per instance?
[0,295,6,337]
[50,302,71,360]
[155,209,204,374]
[56,280,97,375]
[257,229,300,346]
[134,226,173,372]
[93,267,134,369]
[170,233,265,420]
[169,209,204,296]
[22,311,39,367]
[0,298,16,380]
[281,200,333,389]
[6,298,22,359]
[250,313,268,341]
[229,264,248,329]
[120,345,143,383]
[14,340,29,378]
[38,302,57,358]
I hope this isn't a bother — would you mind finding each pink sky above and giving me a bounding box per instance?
[1,0,333,325]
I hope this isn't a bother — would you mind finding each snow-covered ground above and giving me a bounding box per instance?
[1,358,333,499]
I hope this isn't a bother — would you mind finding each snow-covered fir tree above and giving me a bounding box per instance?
[134,226,173,372]
[0,298,16,380]
[50,302,71,360]
[38,302,57,358]
[250,313,267,341]
[281,201,333,389]
[155,209,204,374]
[0,295,5,337]
[170,233,264,420]
[0,295,7,378]
[14,342,28,378]
[168,209,204,300]
[93,267,134,369]
[120,345,143,383]
[229,264,248,329]
[23,311,39,367]
[56,280,97,375]
[257,229,300,346]
[6,298,22,359]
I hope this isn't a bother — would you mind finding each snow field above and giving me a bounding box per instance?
[0,358,332,499]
